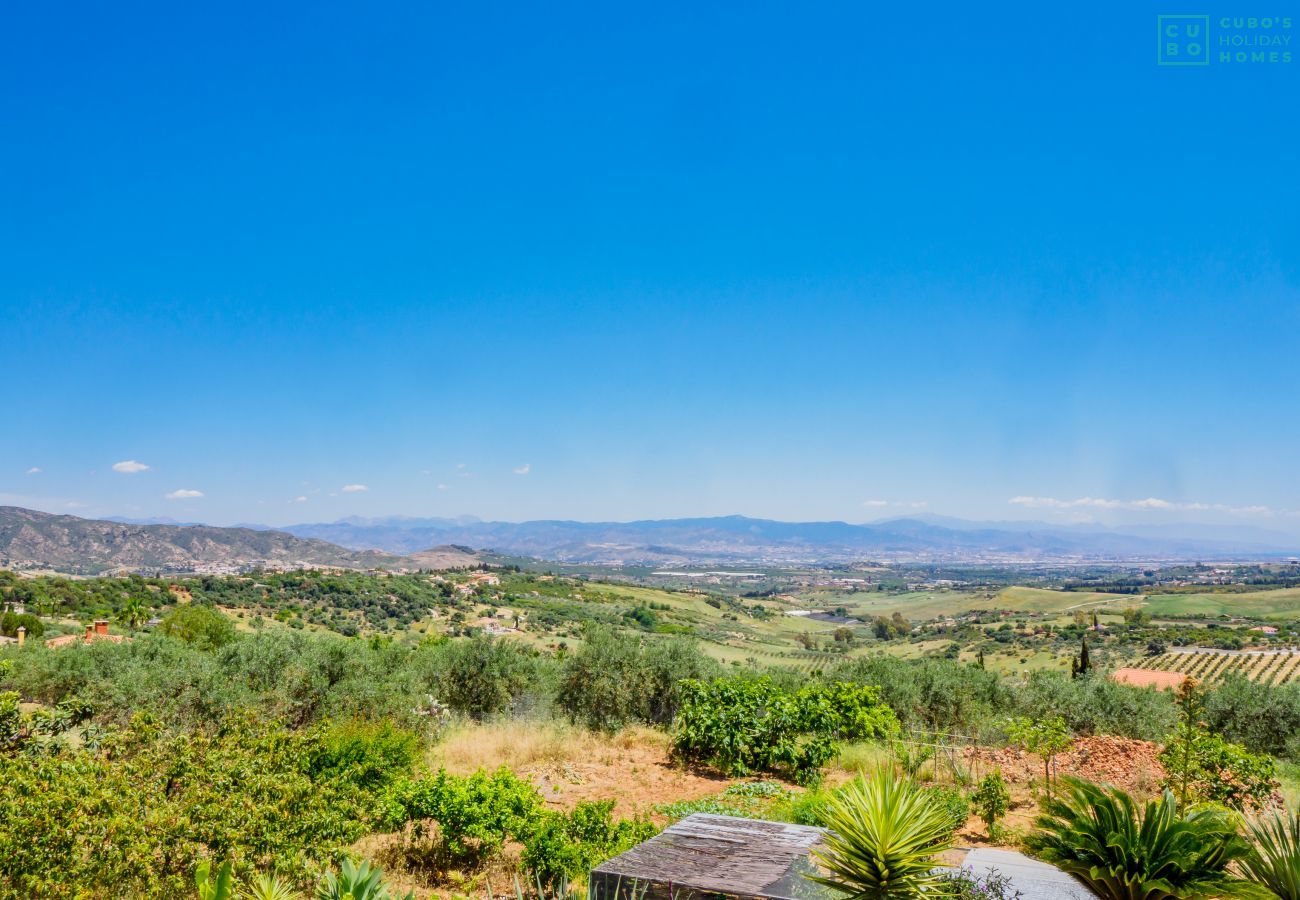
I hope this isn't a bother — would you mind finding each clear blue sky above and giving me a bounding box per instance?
[3,2,1297,530]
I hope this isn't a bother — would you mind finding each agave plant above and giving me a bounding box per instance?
[809,769,954,899]
[1026,776,1262,900]
[243,872,301,900]
[315,858,413,900]
[1242,808,1300,899]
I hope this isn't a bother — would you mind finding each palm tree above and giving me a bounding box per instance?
[118,597,148,631]
[1026,776,1261,900]
[1242,808,1300,899]
[809,769,954,899]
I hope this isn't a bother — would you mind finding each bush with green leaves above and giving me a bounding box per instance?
[521,800,658,889]
[969,771,1011,839]
[380,766,546,869]
[434,634,542,720]
[921,785,970,840]
[305,719,421,792]
[937,868,1024,900]
[810,770,955,899]
[159,603,238,650]
[1026,776,1255,900]
[1004,715,1072,788]
[0,611,43,639]
[0,714,400,897]
[826,655,1012,735]
[556,627,716,731]
[1203,673,1300,758]
[672,677,898,784]
[1158,728,1276,811]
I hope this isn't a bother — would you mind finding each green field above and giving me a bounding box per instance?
[1142,588,1300,621]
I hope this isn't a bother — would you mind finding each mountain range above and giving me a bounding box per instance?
[269,512,1300,565]
[0,506,410,574]
[4,506,1297,574]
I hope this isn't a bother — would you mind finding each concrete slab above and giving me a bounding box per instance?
[959,848,1099,900]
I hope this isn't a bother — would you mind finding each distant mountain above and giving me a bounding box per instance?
[274,513,1300,565]
[0,507,408,575]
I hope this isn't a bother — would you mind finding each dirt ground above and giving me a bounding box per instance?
[964,735,1166,794]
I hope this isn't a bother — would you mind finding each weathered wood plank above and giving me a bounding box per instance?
[590,814,838,900]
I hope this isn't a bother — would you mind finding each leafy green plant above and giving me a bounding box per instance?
[315,858,412,900]
[521,800,657,889]
[242,872,301,900]
[970,772,1011,840]
[921,785,970,839]
[381,766,545,868]
[1241,808,1300,900]
[809,769,954,899]
[1157,730,1276,812]
[672,677,898,784]
[1159,679,1276,812]
[892,739,936,779]
[1026,776,1257,900]
[196,860,236,900]
[937,867,1024,899]
[1005,716,1071,791]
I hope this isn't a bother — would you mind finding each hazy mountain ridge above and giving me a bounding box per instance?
[0,506,406,574]
[274,513,1300,564]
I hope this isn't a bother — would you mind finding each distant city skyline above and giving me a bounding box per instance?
[3,3,1297,532]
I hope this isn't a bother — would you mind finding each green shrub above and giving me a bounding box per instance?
[672,677,898,784]
[521,800,657,889]
[778,786,834,826]
[0,715,373,897]
[557,627,715,731]
[306,719,421,792]
[0,611,43,639]
[437,635,538,720]
[158,604,237,650]
[381,767,545,868]
[969,771,1011,838]
[921,785,970,839]
[1158,729,1276,811]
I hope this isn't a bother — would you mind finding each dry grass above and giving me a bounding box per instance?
[431,720,668,775]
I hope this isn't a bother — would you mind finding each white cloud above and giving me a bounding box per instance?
[291,496,308,503]
[861,499,888,507]
[862,499,927,509]
[165,489,203,500]
[341,484,368,493]
[112,460,150,474]
[25,467,41,475]
[1010,495,1273,515]
[513,463,531,475]
[437,483,449,491]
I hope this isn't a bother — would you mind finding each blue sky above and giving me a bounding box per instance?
[2,2,1297,530]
